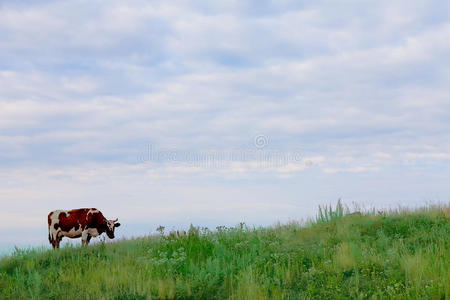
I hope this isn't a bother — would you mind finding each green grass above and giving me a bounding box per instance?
[1,203,449,299]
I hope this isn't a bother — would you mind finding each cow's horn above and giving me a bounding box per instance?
[112,218,118,222]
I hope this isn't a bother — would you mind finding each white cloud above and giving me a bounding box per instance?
[373,152,392,159]
[405,152,450,159]
[323,166,380,174]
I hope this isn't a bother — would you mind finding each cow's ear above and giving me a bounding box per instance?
[114,223,121,227]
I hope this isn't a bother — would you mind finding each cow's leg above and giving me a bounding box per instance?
[81,230,89,247]
[51,230,60,249]
[55,233,63,249]
[86,235,92,246]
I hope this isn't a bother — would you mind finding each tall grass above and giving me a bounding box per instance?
[0,204,449,299]
[316,199,347,223]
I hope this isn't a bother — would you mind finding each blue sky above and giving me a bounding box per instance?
[1,0,450,251]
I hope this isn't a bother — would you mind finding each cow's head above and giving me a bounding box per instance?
[105,218,121,239]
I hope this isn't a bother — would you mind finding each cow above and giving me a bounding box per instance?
[48,208,121,249]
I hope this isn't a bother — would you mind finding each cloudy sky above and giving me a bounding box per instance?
[1,0,449,252]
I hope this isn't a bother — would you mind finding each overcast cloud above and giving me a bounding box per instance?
[1,0,449,252]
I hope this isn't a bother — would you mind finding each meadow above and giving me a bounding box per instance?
[0,202,448,299]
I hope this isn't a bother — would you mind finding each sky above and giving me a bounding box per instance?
[1,0,450,252]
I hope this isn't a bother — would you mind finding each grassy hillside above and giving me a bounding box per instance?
[0,203,449,299]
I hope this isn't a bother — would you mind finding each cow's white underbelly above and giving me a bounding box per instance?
[59,227,100,238]
[61,227,82,238]
[87,228,100,237]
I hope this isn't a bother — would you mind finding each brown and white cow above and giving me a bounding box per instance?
[48,208,120,249]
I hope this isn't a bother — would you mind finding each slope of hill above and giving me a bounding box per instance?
[0,204,449,299]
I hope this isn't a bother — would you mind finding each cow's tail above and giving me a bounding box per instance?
[48,212,54,246]
[48,225,52,244]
